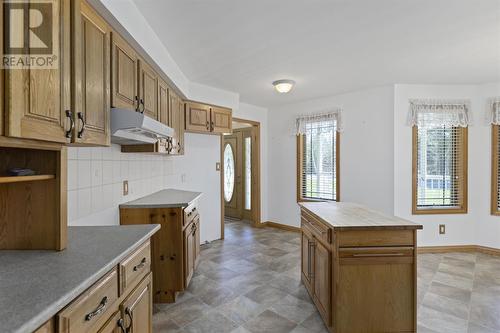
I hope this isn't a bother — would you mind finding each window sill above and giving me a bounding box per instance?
[412,207,467,215]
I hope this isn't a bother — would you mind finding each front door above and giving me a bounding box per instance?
[223,132,243,219]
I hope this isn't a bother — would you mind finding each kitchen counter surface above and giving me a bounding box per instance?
[0,224,160,333]
[299,202,423,231]
[120,188,202,209]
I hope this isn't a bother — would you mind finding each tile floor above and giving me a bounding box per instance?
[153,219,500,333]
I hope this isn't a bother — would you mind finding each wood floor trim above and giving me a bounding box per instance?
[418,245,500,256]
[261,221,301,233]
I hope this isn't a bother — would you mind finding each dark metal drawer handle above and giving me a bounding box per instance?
[125,307,133,332]
[85,296,108,321]
[352,253,405,258]
[117,318,127,333]
[133,257,147,271]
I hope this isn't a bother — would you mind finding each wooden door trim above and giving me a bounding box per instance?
[221,117,261,237]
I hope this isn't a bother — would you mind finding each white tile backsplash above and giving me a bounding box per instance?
[68,144,176,225]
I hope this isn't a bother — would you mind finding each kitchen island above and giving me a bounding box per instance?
[299,201,423,333]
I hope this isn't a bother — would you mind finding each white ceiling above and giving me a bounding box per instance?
[133,0,500,107]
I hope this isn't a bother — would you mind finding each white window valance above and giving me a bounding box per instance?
[296,109,343,135]
[489,97,500,125]
[407,99,471,128]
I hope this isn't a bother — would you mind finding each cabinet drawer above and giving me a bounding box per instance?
[301,211,332,245]
[338,230,414,248]
[183,202,198,227]
[339,247,414,265]
[120,241,151,296]
[57,268,119,333]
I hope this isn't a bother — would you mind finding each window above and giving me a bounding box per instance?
[491,99,500,215]
[296,113,340,201]
[492,125,500,215]
[223,143,235,202]
[244,136,252,210]
[410,100,469,214]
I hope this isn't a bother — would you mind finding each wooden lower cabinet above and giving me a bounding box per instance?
[120,201,200,303]
[44,240,154,333]
[120,273,153,333]
[300,206,419,333]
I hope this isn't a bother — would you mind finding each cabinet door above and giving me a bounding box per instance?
[121,274,153,333]
[111,32,138,111]
[183,222,195,288]
[158,79,169,126]
[313,239,332,326]
[75,0,110,146]
[4,0,71,143]
[138,60,158,120]
[301,230,313,295]
[211,107,232,134]
[185,102,211,133]
[193,216,200,269]
[169,90,185,155]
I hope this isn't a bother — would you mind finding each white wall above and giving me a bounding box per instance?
[394,83,500,248]
[234,103,269,222]
[267,86,395,228]
[68,133,221,243]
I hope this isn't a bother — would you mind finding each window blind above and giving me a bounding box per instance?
[301,119,337,201]
[496,126,500,211]
[416,124,464,209]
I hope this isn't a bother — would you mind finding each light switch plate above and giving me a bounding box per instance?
[123,180,129,196]
[439,224,446,235]
[216,162,221,171]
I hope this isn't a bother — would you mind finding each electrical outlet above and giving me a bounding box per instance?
[439,224,446,235]
[123,180,129,196]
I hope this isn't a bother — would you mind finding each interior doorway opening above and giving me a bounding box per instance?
[221,118,261,238]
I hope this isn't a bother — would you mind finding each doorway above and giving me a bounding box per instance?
[221,118,260,236]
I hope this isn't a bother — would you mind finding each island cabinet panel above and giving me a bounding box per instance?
[4,0,71,144]
[299,202,422,333]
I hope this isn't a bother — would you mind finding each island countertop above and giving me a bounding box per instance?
[120,188,202,209]
[299,201,423,231]
[0,224,160,333]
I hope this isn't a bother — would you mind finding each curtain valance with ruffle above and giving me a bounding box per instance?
[407,99,471,128]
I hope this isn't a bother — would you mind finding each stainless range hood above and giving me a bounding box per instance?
[111,108,174,145]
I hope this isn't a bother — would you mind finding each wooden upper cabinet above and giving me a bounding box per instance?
[4,0,71,143]
[211,106,232,134]
[111,32,138,111]
[185,102,211,133]
[185,101,232,135]
[138,60,158,120]
[73,0,110,146]
[169,89,184,155]
[158,79,169,126]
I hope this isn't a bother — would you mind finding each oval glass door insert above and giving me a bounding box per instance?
[224,143,235,202]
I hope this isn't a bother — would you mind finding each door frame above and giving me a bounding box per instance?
[220,117,261,239]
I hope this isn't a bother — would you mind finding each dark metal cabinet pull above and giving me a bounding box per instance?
[210,121,214,131]
[65,110,74,138]
[117,318,127,333]
[125,307,133,332]
[77,112,86,138]
[84,296,108,321]
[206,121,210,130]
[133,257,147,271]
[139,99,145,113]
[134,96,140,111]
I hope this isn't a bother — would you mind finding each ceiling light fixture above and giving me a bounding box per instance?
[272,79,295,94]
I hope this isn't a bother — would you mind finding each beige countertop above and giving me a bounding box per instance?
[299,201,423,231]
[120,189,202,209]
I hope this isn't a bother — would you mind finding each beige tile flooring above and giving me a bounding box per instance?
[153,219,500,333]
